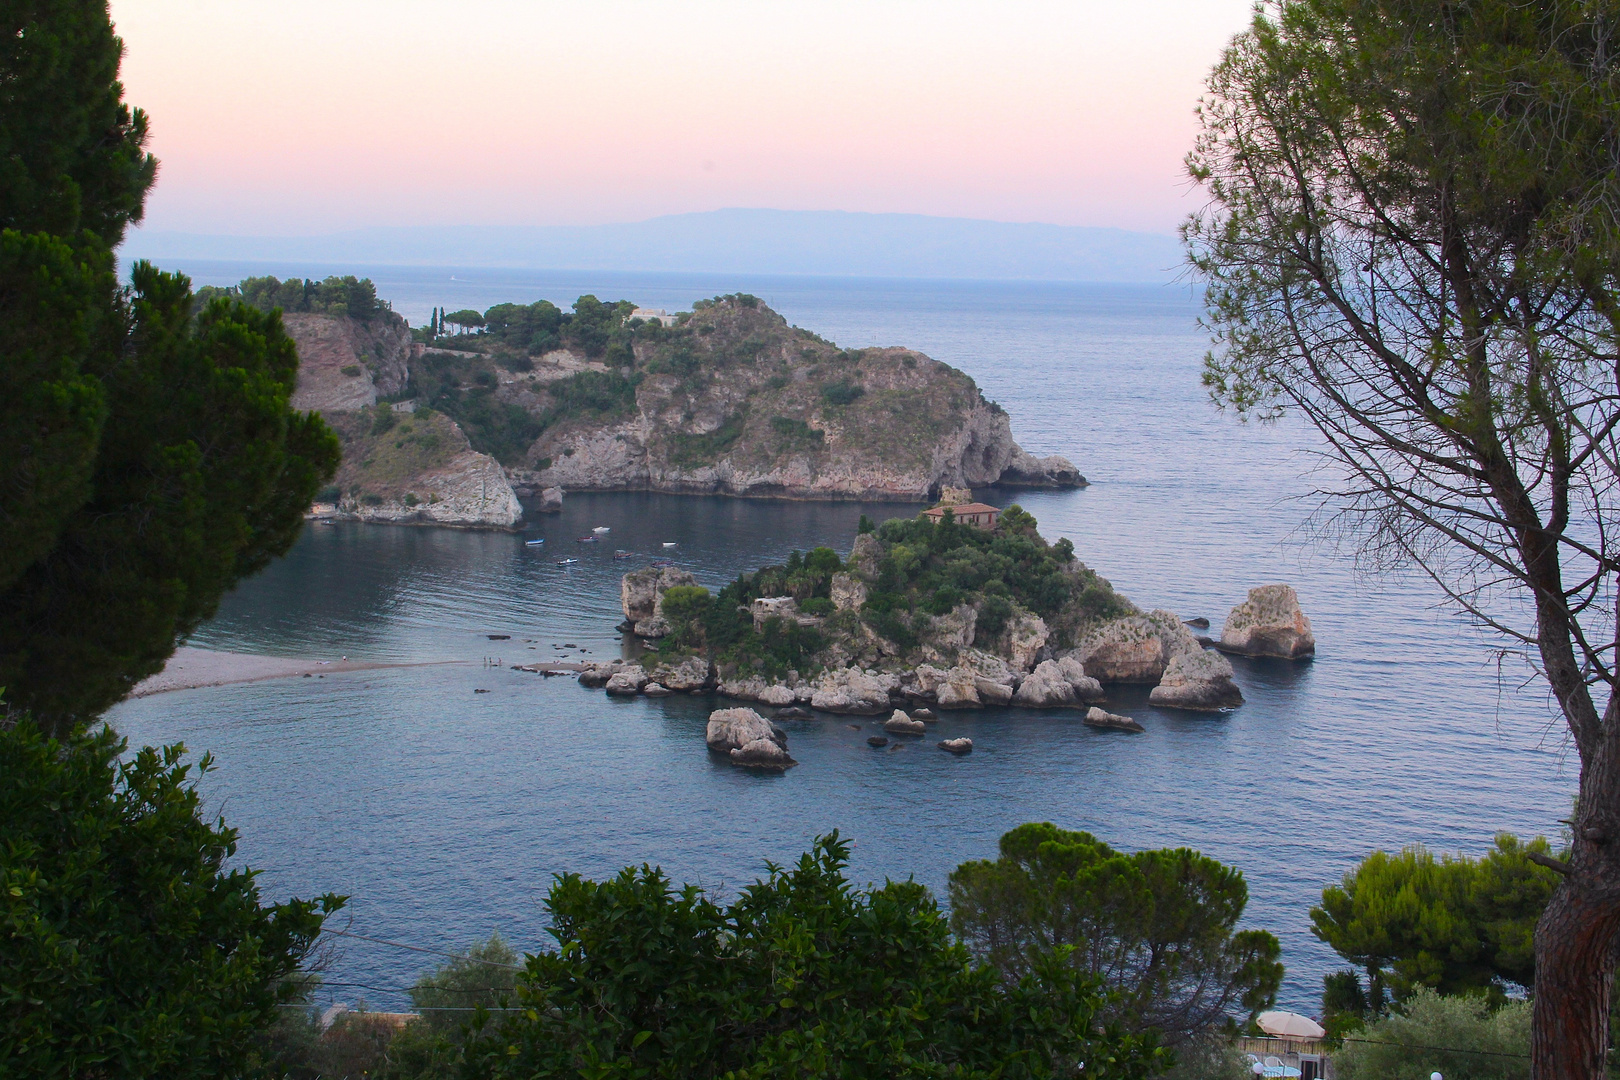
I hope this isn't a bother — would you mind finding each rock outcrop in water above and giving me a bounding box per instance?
[706,707,795,770]
[1219,584,1316,659]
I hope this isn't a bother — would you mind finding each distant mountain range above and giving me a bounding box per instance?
[122,208,1186,284]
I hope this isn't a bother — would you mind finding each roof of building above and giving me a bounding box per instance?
[923,502,1001,516]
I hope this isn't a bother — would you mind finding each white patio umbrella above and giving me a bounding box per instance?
[1256,1011,1326,1039]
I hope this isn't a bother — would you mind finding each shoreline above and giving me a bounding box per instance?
[130,647,461,697]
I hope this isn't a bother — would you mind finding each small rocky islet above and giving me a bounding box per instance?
[567,500,1315,769]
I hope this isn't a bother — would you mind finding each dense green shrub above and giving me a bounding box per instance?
[1332,990,1530,1080]
[1,720,342,1079]
[462,834,1164,1080]
[821,379,865,406]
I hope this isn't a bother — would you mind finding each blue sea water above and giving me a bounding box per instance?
[109,264,1575,1015]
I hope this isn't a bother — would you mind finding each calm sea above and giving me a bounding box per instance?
[110,264,1574,1015]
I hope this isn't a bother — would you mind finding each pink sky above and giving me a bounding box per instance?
[112,0,1256,237]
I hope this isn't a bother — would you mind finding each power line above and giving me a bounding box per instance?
[1335,1036,1528,1059]
[322,928,524,970]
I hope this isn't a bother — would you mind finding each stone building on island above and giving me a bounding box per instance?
[921,501,1001,530]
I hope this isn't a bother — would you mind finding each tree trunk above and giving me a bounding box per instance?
[1534,871,1619,1079]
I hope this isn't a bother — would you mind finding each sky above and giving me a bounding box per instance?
[111,0,1258,238]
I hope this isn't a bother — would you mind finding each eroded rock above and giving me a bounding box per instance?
[938,737,974,754]
[1149,648,1244,711]
[1073,610,1200,683]
[1220,584,1316,659]
[831,573,868,612]
[645,654,713,692]
[605,670,648,696]
[809,667,894,714]
[621,566,699,638]
[884,709,927,734]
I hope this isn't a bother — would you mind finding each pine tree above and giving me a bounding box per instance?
[0,1,339,734]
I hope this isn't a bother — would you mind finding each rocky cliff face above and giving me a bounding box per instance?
[423,295,1083,502]
[286,311,414,413]
[283,312,521,529]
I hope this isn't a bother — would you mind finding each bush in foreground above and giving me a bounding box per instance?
[1332,989,1530,1080]
[0,719,343,1079]
[462,833,1164,1079]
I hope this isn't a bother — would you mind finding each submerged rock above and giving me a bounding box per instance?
[774,706,813,720]
[867,735,889,747]
[938,737,974,755]
[1084,707,1145,733]
[1148,648,1244,711]
[642,682,672,697]
[1220,584,1316,659]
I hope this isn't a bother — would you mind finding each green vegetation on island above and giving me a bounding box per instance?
[197,275,391,323]
[650,507,1133,682]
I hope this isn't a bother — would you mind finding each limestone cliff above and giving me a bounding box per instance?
[417,294,1083,502]
[281,310,522,529]
[318,407,522,528]
[285,310,414,413]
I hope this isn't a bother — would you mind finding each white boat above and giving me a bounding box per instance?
[592,526,611,534]
[555,557,579,566]
[662,541,678,548]
[524,538,545,546]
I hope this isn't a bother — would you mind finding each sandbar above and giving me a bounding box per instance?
[130,647,451,697]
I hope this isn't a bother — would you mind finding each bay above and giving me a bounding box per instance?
[110,265,1574,1014]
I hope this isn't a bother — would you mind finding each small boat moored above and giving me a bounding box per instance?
[575,535,599,543]
[524,537,546,546]
[613,550,633,559]
[662,541,678,548]
[592,526,611,534]
[555,557,580,566]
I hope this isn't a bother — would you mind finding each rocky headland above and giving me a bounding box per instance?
[568,506,1317,760]
[206,276,525,529]
[212,279,1082,525]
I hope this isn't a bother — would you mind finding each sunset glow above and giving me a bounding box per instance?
[113,0,1256,237]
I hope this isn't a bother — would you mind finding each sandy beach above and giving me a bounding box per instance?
[130,647,447,697]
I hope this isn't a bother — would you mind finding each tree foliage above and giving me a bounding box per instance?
[0,263,341,730]
[0,5,340,736]
[948,823,1283,1047]
[1186,3,1620,1073]
[196,275,388,324]
[1311,835,1561,1012]
[0,719,343,1079]
[462,833,1163,1080]
[0,1,156,245]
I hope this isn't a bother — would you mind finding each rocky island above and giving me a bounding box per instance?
[571,501,1315,761]
[205,278,1082,527]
